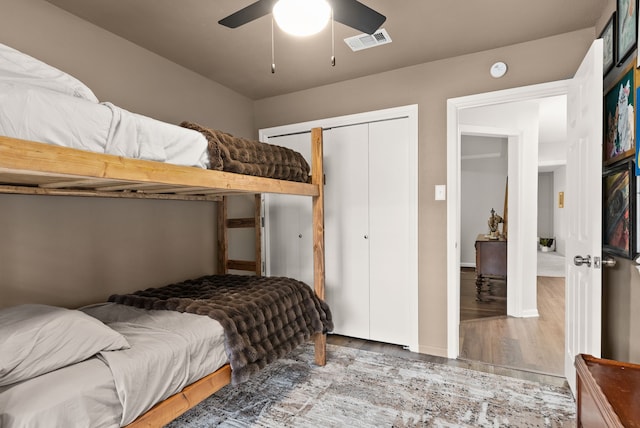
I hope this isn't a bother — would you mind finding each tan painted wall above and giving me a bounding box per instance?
[253,29,595,356]
[602,259,640,363]
[1,196,216,308]
[0,0,254,308]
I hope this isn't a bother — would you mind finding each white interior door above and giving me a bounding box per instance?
[565,39,603,394]
[324,125,370,338]
[369,118,413,345]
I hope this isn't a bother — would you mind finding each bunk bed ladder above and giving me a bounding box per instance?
[217,194,262,276]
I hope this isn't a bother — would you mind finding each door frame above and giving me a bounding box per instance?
[259,104,420,352]
[446,80,569,359]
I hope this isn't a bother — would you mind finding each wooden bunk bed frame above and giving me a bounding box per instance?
[0,128,326,428]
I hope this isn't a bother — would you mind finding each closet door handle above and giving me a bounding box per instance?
[364,235,368,239]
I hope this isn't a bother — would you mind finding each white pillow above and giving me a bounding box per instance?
[0,43,99,103]
[0,304,130,387]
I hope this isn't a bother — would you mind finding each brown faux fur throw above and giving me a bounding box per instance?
[181,121,311,183]
[108,274,332,385]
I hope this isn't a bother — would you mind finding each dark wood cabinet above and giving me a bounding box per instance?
[474,234,507,299]
[575,354,640,427]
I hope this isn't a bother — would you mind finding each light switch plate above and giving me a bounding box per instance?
[435,185,446,201]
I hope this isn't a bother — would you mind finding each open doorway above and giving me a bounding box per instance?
[447,84,569,377]
[458,135,508,322]
[457,128,566,376]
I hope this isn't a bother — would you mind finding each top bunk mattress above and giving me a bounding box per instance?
[0,82,211,169]
[0,43,310,183]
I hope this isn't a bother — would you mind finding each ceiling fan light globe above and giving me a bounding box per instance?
[273,0,331,37]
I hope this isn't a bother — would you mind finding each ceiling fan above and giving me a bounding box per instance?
[218,0,386,35]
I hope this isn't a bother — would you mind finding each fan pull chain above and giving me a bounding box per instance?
[331,9,335,67]
[271,17,276,73]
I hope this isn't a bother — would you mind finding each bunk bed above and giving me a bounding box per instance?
[0,43,329,427]
[0,131,328,427]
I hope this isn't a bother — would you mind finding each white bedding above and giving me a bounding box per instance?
[0,303,228,428]
[0,82,210,169]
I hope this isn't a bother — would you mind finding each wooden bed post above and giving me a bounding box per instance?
[311,127,327,366]
[254,194,262,276]
[217,196,228,273]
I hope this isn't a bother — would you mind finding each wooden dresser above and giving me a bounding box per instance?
[575,354,640,427]
[474,234,507,299]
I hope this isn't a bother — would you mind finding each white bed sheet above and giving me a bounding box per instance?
[0,303,228,428]
[0,82,210,169]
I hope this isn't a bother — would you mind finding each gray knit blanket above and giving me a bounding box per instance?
[108,274,332,385]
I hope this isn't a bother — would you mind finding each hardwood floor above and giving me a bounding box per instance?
[327,334,567,388]
[460,267,506,321]
[459,275,565,376]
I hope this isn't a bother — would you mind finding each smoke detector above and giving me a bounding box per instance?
[344,28,392,52]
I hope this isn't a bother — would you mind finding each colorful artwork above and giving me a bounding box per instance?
[604,66,635,165]
[617,0,637,63]
[637,86,640,175]
[603,161,635,258]
[600,12,615,75]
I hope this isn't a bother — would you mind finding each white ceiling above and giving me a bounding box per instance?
[44,0,605,100]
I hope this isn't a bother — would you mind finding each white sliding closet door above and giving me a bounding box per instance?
[262,105,417,350]
[324,124,370,339]
[263,133,313,287]
[368,119,412,345]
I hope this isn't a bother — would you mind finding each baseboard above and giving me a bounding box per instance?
[460,262,476,268]
[418,344,448,358]
[520,309,540,318]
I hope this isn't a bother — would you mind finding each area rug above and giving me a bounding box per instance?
[168,343,575,428]
[537,251,566,277]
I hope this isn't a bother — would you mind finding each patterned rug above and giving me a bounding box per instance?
[168,343,576,427]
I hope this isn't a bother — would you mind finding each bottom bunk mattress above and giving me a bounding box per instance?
[110,274,334,385]
[0,356,122,428]
[0,303,227,428]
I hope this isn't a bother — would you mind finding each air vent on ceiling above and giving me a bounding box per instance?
[344,28,392,52]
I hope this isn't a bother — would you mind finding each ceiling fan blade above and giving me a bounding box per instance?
[218,0,277,28]
[330,0,386,34]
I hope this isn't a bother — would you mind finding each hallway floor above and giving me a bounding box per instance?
[459,271,565,377]
[460,267,506,322]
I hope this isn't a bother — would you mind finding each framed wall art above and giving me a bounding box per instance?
[604,63,635,166]
[600,12,616,75]
[603,160,635,259]
[617,0,637,64]
[637,82,640,176]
